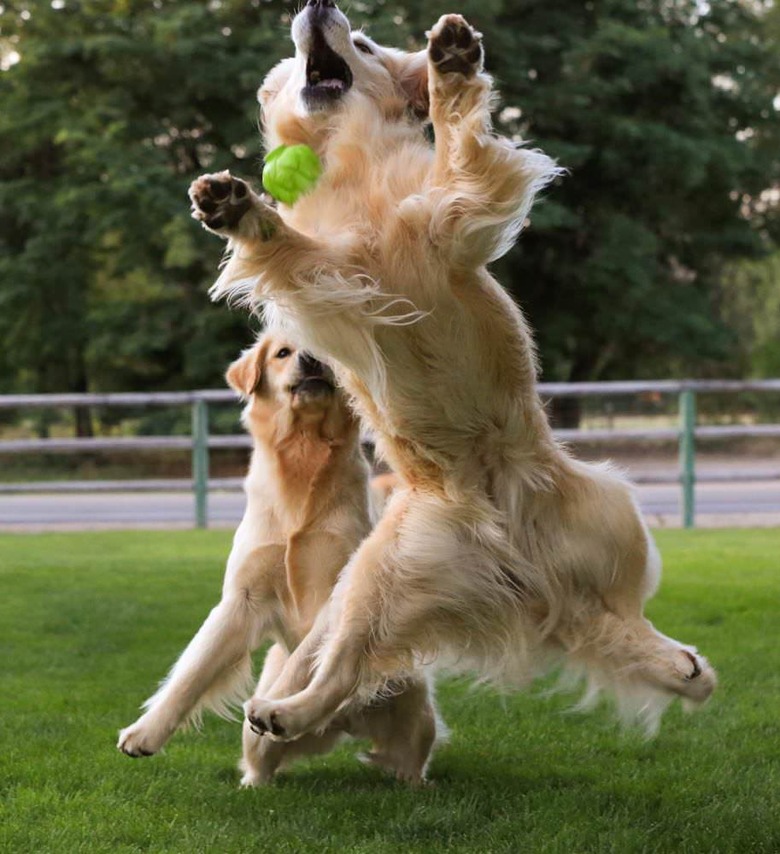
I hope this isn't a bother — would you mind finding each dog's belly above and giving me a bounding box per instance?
[356,384,551,498]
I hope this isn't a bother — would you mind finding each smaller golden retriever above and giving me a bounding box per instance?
[118,331,439,785]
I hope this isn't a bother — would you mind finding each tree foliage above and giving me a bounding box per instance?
[1,0,778,421]
[0,0,294,403]
[479,0,780,384]
[720,252,780,377]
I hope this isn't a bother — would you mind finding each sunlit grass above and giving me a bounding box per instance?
[1,530,777,852]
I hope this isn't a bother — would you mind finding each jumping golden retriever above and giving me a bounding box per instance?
[118,331,439,785]
[188,2,716,744]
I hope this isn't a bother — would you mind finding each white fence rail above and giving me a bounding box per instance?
[1,380,778,528]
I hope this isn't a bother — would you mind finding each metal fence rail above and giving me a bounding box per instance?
[1,379,778,528]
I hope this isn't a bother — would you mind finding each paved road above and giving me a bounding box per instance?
[1,482,778,530]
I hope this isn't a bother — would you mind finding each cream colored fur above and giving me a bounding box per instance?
[117,331,439,785]
[190,7,716,744]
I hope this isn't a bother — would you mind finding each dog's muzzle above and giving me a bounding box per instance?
[307,0,336,12]
[298,0,353,110]
[290,352,335,398]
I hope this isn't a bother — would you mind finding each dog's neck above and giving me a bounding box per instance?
[268,91,421,160]
[272,423,340,494]
[271,98,432,238]
[245,403,362,526]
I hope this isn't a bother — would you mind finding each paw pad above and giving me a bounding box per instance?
[428,15,483,77]
[189,171,252,231]
[247,710,286,738]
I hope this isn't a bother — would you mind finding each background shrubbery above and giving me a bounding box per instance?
[1,0,779,433]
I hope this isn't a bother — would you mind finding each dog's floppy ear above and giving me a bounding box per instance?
[397,49,429,120]
[258,57,295,108]
[226,342,266,399]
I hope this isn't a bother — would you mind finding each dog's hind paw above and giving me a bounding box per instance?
[189,171,254,233]
[358,751,429,787]
[677,648,717,703]
[239,769,273,788]
[427,15,483,78]
[117,719,166,758]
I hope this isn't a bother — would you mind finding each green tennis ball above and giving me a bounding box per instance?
[262,144,322,205]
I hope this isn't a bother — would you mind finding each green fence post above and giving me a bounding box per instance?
[192,398,209,529]
[678,389,696,529]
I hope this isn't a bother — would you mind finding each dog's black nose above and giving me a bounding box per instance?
[308,0,336,8]
[298,352,325,377]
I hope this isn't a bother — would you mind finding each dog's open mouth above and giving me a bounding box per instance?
[302,28,353,109]
[290,377,335,396]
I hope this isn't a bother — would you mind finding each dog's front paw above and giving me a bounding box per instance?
[244,696,323,743]
[117,717,169,758]
[244,697,292,741]
[239,767,275,788]
[427,15,483,78]
[189,170,254,233]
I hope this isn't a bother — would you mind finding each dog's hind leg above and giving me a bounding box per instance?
[244,491,527,743]
[350,675,441,786]
[240,721,344,787]
[560,610,717,733]
[239,644,343,786]
[246,635,441,786]
[243,567,376,742]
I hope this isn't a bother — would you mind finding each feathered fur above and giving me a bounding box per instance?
[190,8,716,744]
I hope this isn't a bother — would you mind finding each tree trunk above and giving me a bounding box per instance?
[547,349,606,430]
[74,405,93,438]
[72,347,93,438]
[35,412,52,439]
[549,395,582,430]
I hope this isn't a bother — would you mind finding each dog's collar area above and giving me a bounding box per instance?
[302,27,353,109]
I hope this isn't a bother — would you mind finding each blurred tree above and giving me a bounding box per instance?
[1,0,778,433]
[720,253,780,377]
[477,0,779,423]
[387,0,779,421]
[0,0,292,432]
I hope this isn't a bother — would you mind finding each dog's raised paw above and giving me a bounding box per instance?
[427,15,483,77]
[189,170,252,232]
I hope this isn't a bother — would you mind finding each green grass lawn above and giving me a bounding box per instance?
[1,530,778,853]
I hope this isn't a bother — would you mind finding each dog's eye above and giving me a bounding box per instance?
[275,348,292,359]
[354,41,373,55]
